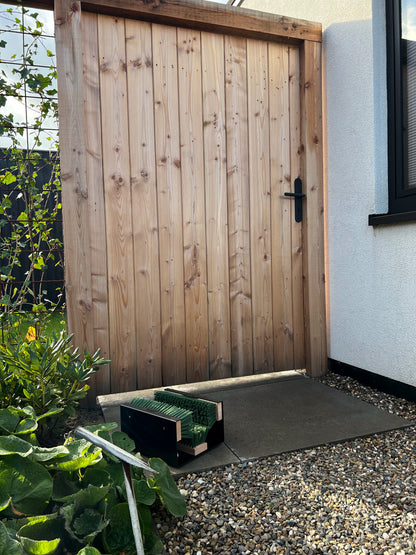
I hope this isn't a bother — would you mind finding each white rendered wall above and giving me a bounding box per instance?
[242,0,416,386]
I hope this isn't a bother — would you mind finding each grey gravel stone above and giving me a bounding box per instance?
[153,372,416,553]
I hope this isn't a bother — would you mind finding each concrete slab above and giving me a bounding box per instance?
[97,371,414,475]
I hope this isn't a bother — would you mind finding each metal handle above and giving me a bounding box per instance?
[284,177,305,222]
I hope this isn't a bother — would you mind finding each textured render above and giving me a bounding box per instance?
[242,0,416,387]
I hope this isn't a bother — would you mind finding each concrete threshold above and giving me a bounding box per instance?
[97,370,414,475]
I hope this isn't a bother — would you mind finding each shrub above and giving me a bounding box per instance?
[0,407,186,554]
[0,331,108,443]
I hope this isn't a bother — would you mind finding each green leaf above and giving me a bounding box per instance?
[0,408,20,434]
[111,430,136,452]
[102,503,135,554]
[148,458,187,517]
[0,455,52,516]
[15,419,38,436]
[132,478,156,506]
[144,532,164,555]
[16,212,28,223]
[76,548,102,555]
[0,436,33,457]
[2,171,16,185]
[72,508,108,543]
[46,439,102,471]
[137,503,152,536]
[0,521,23,555]
[17,514,61,555]
[36,408,63,422]
[83,422,118,434]
[52,472,80,502]
[31,445,69,463]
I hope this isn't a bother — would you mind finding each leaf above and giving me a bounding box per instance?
[56,480,110,507]
[72,508,108,543]
[0,455,52,516]
[15,418,38,436]
[144,532,164,555]
[83,422,118,434]
[0,408,20,434]
[2,171,16,185]
[52,472,80,502]
[101,503,135,554]
[46,439,102,471]
[16,212,28,223]
[36,408,63,422]
[148,458,187,517]
[31,445,69,463]
[76,548,102,555]
[137,503,152,536]
[0,521,23,555]
[0,435,33,457]
[109,431,135,453]
[17,514,61,555]
[132,478,156,506]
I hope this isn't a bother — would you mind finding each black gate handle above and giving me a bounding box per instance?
[284,177,305,222]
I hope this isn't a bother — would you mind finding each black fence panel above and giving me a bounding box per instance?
[0,149,64,306]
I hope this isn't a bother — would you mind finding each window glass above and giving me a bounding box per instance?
[401,0,416,190]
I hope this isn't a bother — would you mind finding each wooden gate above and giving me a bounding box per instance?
[55,0,326,396]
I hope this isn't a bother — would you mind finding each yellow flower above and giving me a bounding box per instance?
[25,326,36,342]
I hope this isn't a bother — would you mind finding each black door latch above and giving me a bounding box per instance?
[284,177,305,223]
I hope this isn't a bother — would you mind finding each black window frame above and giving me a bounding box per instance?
[369,0,416,225]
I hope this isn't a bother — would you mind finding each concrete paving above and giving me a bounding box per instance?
[97,370,414,475]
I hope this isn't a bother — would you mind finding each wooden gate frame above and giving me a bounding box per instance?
[37,0,325,395]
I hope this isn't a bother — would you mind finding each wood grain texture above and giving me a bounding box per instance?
[247,38,273,373]
[81,12,110,396]
[126,19,162,388]
[152,24,187,385]
[54,0,95,395]
[269,42,294,370]
[177,28,209,383]
[301,40,326,377]
[98,14,137,392]
[288,46,305,369]
[201,31,231,379]
[78,0,322,44]
[225,35,253,377]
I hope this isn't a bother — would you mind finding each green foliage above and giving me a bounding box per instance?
[0,332,108,442]
[0,412,186,554]
[0,4,63,339]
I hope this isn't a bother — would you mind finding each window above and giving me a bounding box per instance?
[370,0,416,224]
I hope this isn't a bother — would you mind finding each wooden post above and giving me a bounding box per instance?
[301,40,327,377]
[54,0,97,399]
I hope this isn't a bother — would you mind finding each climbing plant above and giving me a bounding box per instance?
[0,3,62,341]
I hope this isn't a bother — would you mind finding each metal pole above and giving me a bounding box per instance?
[75,427,157,555]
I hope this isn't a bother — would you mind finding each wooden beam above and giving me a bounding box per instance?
[14,0,322,44]
[301,40,327,377]
[54,0,95,396]
[84,0,321,43]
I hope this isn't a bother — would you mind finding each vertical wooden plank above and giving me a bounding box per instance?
[98,14,136,392]
[289,46,305,369]
[126,19,162,388]
[177,28,209,383]
[301,40,326,376]
[224,35,253,377]
[201,31,231,379]
[152,24,186,385]
[54,0,95,396]
[269,42,294,370]
[81,12,111,396]
[247,38,273,373]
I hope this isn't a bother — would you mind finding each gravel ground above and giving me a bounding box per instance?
[153,371,416,554]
